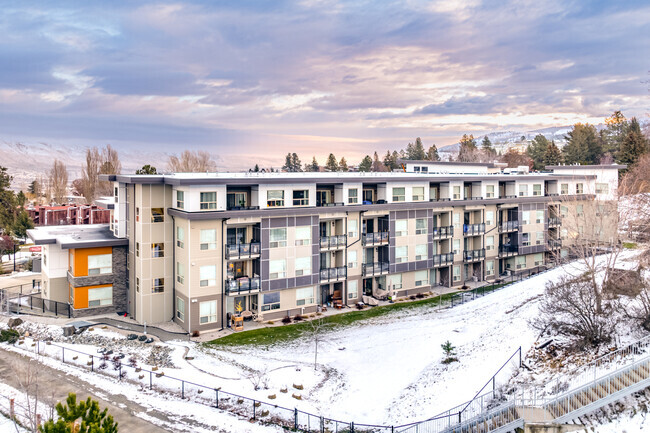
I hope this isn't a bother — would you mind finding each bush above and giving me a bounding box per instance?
[192,330,200,337]
[293,314,303,321]
[416,293,425,299]
[281,316,292,324]
[0,329,19,344]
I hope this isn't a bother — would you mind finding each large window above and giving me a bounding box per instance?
[521,232,530,246]
[296,287,315,306]
[486,236,494,251]
[293,190,309,206]
[517,256,526,269]
[200,265,216,287]
[200,229,217,250]
[453,213,460,228]
[536,232,544,245]
[348,219,358,238]
[533,184,542,196]
[518,184,528,197]
[295,257,311,276]
[453,265,461,282]
[392,187,406,202]
[348,280,358,299]
[453,239,460,254]
[153,278,164,293]
[151,208,164,223]
[262,292,281,311]
[395,246,408,263]
[395,219,408,237]
[486,261,494,276]
[596,183,609,194]
[347,250,357,269]
[388,274,402,290]
[561,184,569,195]
[88,286,112,307]
[534,253,544,266]
[152,243,164,258]
[200,192,217,210]
[415,270,428,287]
[269,228,287,248]
[412,187,425,201]
[522,211,530,225]
[177,226,184,248]
[576,183,584,194]
[269,259,286,279]
[415,244,427,261]
[88,254,112,275]
[577,204,584,217]
[453,186,461,200]
[176,297,185,322]
[560,206,568,218]
[295,226,311,246]
[348,189,358,204]
[486,185,495,198]
[176,262,184,284]
[415,218,427,234]
[200,300,217,324]
[536,210,544,224]
[485,211,494,226]
[267,190,284,207]
[176,191,184,209]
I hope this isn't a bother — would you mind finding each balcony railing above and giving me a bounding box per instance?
[317,201,345,207]
[362,262,389,277]
[226,205,261,211]
[498,244,519,257]
[362,231,389,246]
[548,239,562,249]
[432,226,454,239]
[225,242,261,259]
[320,235,347,249]
[225,277,261,295]
[463,223,485,236]
[548,217,562,227]
[319,266,347,282]
[432,253,454,267]
[463,248,486,262]
[499,221,519,232]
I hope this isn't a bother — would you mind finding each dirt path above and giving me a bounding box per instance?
[0,347,174,432]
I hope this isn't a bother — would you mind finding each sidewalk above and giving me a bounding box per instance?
[88,317,189,342]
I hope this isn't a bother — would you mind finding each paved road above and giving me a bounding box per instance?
[0,348,172,432]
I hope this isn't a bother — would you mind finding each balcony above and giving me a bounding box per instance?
[317,201,345,207]
[320,266,347,282]
[320,235,347,250]
[432,253,454,267]
[548,239,562,249]
[463,248,486,262]
[225,242,261,260]
[432,226,454,239]
[463,223,485,236]
[362,262,389,277]
[499,221,519,232]
[225,277,261,295]
[548,217,561,227]
[362,231,389,246]
[227,205,260,211]
[498,244,519,257]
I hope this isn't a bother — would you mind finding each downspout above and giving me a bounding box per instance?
[344,212,348,306]
[171,214,176,323]
[221,217,230,331]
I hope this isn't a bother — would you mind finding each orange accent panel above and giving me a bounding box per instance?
[72,284,112,309]
[71,246,112,277]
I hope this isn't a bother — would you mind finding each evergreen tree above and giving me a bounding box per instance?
[16,191,26,207]
[406,138,427,160]
[543,140,563,166]
[427,145,440,161]
[282,153,293,172]
[603,110,628,155]
[291,153,302,172]
[526,134,550,170]
[304,156,320,172]
[457,134,478,162]
[372,151,384,171]
[12,209,33,240]
[563,123,600,165]
[28,180,38,195]
[253,164,260,172]
[383,151,399,170]
[339,157,348,172]
[0,167,16,234]
[481,136,493,151]
[40,393,118,433]
[325,153,339,171]
[358,155,372,172]
[618,117,649,167]
[135,164,157,175]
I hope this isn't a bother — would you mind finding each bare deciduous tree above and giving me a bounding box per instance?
[80,145,122,203]
[304,318,327,370]
[97,144,121,197]
[49,159,68,204]
[167,150,217,173]
[81,147,100,203]
[619,154,650,242]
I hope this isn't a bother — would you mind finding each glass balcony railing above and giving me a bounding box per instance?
[463,248,486,262]
[225,277,261,295]
[432,253,454,267]
[499,221,519,232]
[362,262,389,276]
[498,244,519,256]
[432,226,454,239]
[319,266,347,282]
[320,235,347,249]
[362,231,389,246]
[463,223,485,236]
[225,242,261,259]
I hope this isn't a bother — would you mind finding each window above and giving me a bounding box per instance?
[415,270,428,287]
[486,236,494,251]
[486,261,494,276]
[395,219,408,237]
[296,287,315,306]
[536,232,544,245]
[295,257,311,276]
[536,210,544,224]
[348,251,357,269]
[88,286,112,307]
[200,265,216,287]
[561,228,568,240]
[176,262,184,284]
[453,213,460,228]
[577,204,584,217]
[136,242,140,257]
[561,184,569,195]
[177,226,184,248]
[534,253,543,266]
[388,274,402,290]
[199,301,217,324]
[88,254,112,275]
[522,233,530,246]
[596,183,609,194]
[176,191,184,209]
[453,239,460,254]
[262,292,281,311]
[295,226,311,246]
[200,229,217,250]
[153,278,164,293]
[293,190,309,206]
[267,190,284,207]
[270,228,287,248]
[348,280,358,299]
[421,166,428,173]
[348,219,358,238]
[453,186,461,200]
[560,206,568,218]
[486,185,495,198]
[518,184,528,197]
[136,277,140,293]
[392,187,405,202]
[576,183,584,194]
[516,256,526,269]
[151,208,164,223]
[531,184,542,196]
[415,244,427,261]
[136,207,140,222]
[412,187,425,201]
[453,266,461,282]
[522,211,530,225]
[485,211,494,226]
[348,189,358,204]
[176,297,185,321]
[395,246,408,263]
[152,243,164,258]
[270,259,286,279]
[416,218,427,234]
[200,192,217,210]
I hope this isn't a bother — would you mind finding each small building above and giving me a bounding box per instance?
[27,224,128,317]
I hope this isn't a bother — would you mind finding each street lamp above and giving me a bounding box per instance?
[13,243,16,272]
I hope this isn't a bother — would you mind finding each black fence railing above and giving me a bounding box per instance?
[463,223,485,236]
[0,288,71,318]
[463,248,486,262]
[361,231,389,246]
[225,277,261,295]
[432,226,454,239]
[319,235,347,249]
[362,262,389,277]
[319,266,347,282]
[225,242,261,259]
[498,244,519,257]
[432,253,454,267]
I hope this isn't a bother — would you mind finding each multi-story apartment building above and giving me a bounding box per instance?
[28,162,623,332]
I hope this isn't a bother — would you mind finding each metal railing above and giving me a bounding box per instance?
[225,277,261,295]
[362,261,389,276]
[225,242,261,259]
[432,253,454,267]
[0,288,71,318]
[463,248,486,262]
[432,226,454,239]
[548,239,562,249]
[498,244,518,257]
[319,235,347,249]
[362,231,389,246]
[499,220,519,232]
[463,223,485,236]
[319,266,347,282]
[548,217,562,226]
[226,205,260,211]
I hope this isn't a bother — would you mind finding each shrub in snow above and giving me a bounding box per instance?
[0,329,19,344]
[441,340,459,364]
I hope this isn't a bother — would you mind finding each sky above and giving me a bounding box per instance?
[0,0,649,170]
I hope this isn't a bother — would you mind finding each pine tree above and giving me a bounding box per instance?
[12,209,33,240]
[457,134,478,162]
[40,393,119,433]
[383,151,399,170]
[253,164,260,172]
[543,140,563,166]
[371,151,384,171]
[563,123,600,165]
[603,110,628,155]
[325,153,339,171]
[0,167,16,234]
[358,155,372,172]
[135,164,157,175]
[16,191,26,207]
[406,138,427,160]
[291,153,302,172]
[339,157,348,172]
[618,117,649,167]
[305,156,320,172]
[282,153,293,172]
[427,145,440,161]
[526,134,550,170]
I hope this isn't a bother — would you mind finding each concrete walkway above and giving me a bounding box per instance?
[89,317,189,342]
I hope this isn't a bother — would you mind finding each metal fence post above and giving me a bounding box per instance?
[294,408,298,429]
[215,389,219,408]
[55,302,58,316]
[182,381,184,399]
[253,400,256,419]
[62,347,64,363]
[351,421,354,433]
[119,365,122,380]
[150,371,152,390]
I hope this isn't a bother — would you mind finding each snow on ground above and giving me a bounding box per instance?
[0,381,51,433]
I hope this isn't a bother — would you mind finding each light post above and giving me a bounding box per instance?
[13,243,16,272]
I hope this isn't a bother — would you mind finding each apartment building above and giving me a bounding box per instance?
[27,162,622,328]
